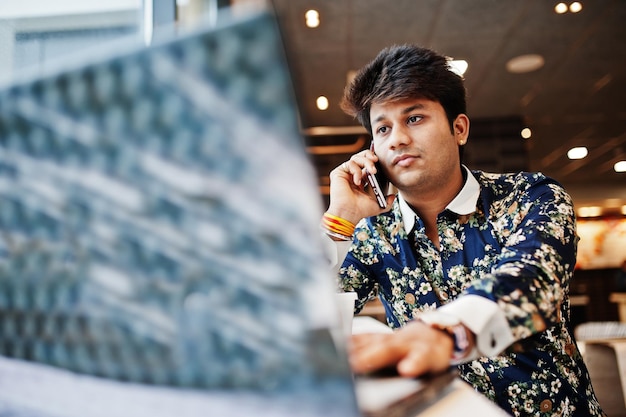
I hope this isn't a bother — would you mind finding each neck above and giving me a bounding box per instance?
[402,167,465,224]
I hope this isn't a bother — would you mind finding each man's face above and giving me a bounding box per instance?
[369,97,467,195]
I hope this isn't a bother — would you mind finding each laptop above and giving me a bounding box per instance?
[0,7,454,417]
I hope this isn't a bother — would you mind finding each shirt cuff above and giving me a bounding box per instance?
[437,294,515,360]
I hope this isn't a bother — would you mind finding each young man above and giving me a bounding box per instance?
[321,44,604,416]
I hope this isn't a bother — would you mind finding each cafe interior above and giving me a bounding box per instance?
[1,0,625,414]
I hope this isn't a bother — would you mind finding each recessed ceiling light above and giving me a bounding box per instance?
[621,205,626,216]
[305,9,320,28]
[567,146,588,160]
[448,59,468,76]
[316,96,329,110]
[555,3,568,14]
[506,54,545,74]
[614,160,626,173]
[570,2,583,13]
[521,127,532,139]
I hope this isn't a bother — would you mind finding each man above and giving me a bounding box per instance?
[321,44,604,416]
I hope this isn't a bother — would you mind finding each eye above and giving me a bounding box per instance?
[375,125,389,135]
[408,115,423,124]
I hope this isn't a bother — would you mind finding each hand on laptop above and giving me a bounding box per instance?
[348,320,457,377]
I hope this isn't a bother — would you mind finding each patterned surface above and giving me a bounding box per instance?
[0,10,356,414]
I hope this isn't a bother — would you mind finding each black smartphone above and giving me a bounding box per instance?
[364,143,389,209]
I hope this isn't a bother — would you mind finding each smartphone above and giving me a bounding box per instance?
[364,143,389,209]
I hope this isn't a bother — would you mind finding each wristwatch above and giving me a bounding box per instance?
[419,311,471,364]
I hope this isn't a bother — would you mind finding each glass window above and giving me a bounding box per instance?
[0,1,143,84]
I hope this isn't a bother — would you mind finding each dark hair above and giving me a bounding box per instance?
[341,44,467,136]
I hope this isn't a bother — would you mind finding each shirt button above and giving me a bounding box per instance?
[405,293,416,304]
[531,313,546,332]
[540,399,552,412]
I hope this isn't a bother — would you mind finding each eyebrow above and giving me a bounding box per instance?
[372,103,427,124]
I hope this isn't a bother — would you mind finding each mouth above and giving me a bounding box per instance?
[392,154,418,167]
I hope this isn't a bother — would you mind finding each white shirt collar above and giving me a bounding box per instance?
[398,166,480,234]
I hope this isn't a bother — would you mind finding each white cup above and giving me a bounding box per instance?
[335,292,358,338]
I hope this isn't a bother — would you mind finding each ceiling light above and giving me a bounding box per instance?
[521,127,532,139]
[448,59,468,76]
[305,9,320,28]
[578,206,602,218]
[316,96,329,111]
[614,160,626,173]
[567,146,588,160]
[506,54,545,74]
[569,2,583,13]
[622,205,626,216]
[555,3,568,14]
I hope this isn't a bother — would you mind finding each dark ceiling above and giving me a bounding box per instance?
[269,0,626,212]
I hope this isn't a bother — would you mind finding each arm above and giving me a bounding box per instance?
[461,177,577,343]
[322,150,395,293]
[429,175,577,361]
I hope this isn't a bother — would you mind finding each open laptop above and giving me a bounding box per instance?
[0,7,454,417]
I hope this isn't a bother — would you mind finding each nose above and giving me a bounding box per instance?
[388,125,411,149]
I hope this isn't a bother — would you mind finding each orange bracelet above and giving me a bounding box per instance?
[321,212,355,239]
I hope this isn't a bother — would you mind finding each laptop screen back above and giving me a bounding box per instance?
[0,9,359,416]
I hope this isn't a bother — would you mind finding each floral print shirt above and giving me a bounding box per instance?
[339,170,604,416]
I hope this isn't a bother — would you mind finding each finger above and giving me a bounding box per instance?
[350,151,378,175]
[349,335,405,375]
[360,148,378,161]
[330,160,356,183]
[394,323,454,376]
[342,159,364,186]
[349,333,385,351]
[350,346,396,375]
[396,346,432,377]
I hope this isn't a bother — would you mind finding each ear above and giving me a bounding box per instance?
[453,114,470,146]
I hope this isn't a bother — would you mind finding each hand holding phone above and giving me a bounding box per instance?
[365,168,388,209]
[364,143,389,209]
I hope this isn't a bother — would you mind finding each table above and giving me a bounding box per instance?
[418,379,508,417]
